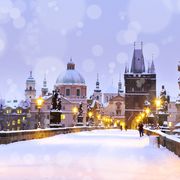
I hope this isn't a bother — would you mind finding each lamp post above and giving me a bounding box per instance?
[36,96,44,129]
[88,111,93,126]
[72,106,78,126]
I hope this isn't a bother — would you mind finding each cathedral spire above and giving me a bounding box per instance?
[150,60,155,74]
[96,73,100,89]
[94,73,101,93]
[41,73,48,96]
[130,42,145,73]
[118,73,123,95]
[43,74,47,88]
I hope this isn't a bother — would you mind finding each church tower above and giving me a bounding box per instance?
[118,73,124,95]
[41,74,48,96]
[93,73,102,103]
[124,42,156,128]
[25,71,36,100]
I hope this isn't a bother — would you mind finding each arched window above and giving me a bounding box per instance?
[29,86,32,91]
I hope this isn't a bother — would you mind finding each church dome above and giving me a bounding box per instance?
[56,59,85,85]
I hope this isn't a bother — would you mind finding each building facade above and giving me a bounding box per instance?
[0,99,32,131]
[124,43,156,128]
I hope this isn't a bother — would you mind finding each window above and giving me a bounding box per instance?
[17,119,21,124]
[66,89,70,96]
[12,120,16,126]
[17,109,22,114]
[96,96,99,100]
[6,109,11,114]
[29,86,32,91]
[76,89,80,96]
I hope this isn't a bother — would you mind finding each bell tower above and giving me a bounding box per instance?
[93,73,102,103]
[25,71,36,100]
[41,74,48,96]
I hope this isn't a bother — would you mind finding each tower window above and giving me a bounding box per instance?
[96,96,99,100]
[76,89,80,96]
[29,86,32,91]
[66,89,70,96]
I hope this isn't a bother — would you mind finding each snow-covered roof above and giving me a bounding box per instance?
[175,122,180,127]
[4,99,30,109]
[173,129,180,133]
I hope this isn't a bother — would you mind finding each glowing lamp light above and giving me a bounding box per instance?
[140,112,145,118]
[72,107,78,114]
[155,98,162,109]
[61,114,65,120]
[88,111,93,118]
[168,122,172,127]
[36,96,44,109]
[145,108,150,115]
[97,114,101,120]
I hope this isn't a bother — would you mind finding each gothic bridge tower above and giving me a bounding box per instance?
[124,42,156,128]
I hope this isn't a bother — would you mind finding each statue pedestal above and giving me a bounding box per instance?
[157,113,168,126]
[76,116,83,126]
[50,110,62,128]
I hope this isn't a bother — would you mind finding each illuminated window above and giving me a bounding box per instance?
[6,109,11,114]
[23,117,25,120]
[12,120,16,126]
[17,119,21,124]
[17,109,22,114]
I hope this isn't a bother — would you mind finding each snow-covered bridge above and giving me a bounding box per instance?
[0,129,180,180]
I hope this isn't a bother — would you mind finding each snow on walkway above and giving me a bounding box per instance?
[0,129,180,180]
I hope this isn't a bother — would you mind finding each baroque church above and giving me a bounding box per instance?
[26,59,87,128]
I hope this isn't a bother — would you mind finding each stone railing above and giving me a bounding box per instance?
[0,126,103,145]
[144,128,180,157]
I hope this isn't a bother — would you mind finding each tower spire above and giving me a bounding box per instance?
[41,73,48,96]
[118,73,123,95]
[150,60,155,74]
[130,41,145,73]
[96,73,100,90]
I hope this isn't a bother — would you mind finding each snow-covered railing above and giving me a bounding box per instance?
[144,128,180,157]
[0,126,104,145]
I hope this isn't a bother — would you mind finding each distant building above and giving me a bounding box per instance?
[124,42,156,128]
[168,101,177,127]
[103,95,125,127]
[0,99,32,131]
[175,62,180,126]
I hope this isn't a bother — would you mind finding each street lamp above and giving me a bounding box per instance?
[36,96,44,129]
[145,107,150,115]
[155,98,162,110]
[72,106,78,125]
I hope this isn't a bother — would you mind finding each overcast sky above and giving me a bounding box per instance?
[0,0,179,100]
